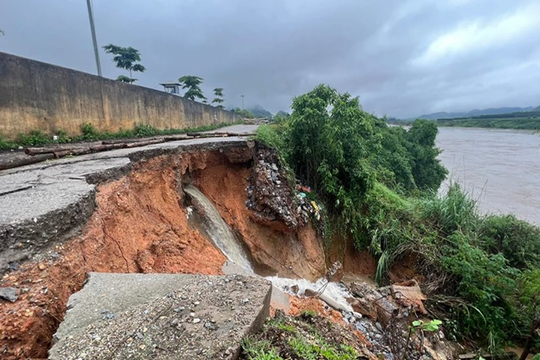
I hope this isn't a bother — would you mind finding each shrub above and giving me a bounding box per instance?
[56,129,71,143]
[133,124,158,137]
[17,129,51,146]
[256,124,285,151]
[0,133,16,150]
[480,215,540,269]
[79,123,101,140]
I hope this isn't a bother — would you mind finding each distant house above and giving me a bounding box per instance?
[160,82,181,95]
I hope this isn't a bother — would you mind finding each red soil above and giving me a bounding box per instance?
[0,154,226,359]
[0,148,329,359]
[326,234,377,277]
[288,295,344,324]
[194,155,326,281]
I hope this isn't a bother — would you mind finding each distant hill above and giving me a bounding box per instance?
[248,105,273,119]
[417,106,534,120]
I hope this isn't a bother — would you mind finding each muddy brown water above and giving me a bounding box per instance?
[437,127,540,225]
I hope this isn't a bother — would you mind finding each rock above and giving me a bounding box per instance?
[391,280,428,314]
[0,287,19,302]
[350,281,398,326]
[304,288,318,298]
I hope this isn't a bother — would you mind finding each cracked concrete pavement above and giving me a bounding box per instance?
[0,125,258,273]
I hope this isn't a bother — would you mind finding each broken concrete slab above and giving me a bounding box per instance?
[49,273,272,360]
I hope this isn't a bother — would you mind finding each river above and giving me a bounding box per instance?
[437,127,540,225]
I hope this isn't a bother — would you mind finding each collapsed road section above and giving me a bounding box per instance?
[0,125,327,359]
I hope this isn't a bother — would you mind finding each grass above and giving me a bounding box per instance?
[0,121,244,150]
[242,338,284,360]
[241,314,361,360]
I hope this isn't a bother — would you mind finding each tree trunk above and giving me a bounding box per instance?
[519,319,539,360]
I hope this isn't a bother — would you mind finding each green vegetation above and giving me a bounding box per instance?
[212,87,225,109]
[0,122,240,150]
[178,75,206,102]
[256,84,540,352]
[389,110,540,130]
[241,314,360,360]
[437,114,540,131]
[103,44,146,83]
[402,320,442,360]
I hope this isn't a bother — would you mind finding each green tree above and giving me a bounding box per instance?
[0,29,4,36]
[178,75,206,102]
[212,88,225,109]
[406,119,448,191]
[286,85,376,243]
[102,44,146,83]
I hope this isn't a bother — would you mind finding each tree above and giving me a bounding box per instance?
[0,28,4,36]
[406,119,447,191]
[178,76,206,102]
[212,88,225,109]
[102,44,146,83]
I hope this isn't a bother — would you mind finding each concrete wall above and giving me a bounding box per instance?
[0,52,241,140]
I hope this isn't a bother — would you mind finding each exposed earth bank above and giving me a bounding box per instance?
[0,144,329,359]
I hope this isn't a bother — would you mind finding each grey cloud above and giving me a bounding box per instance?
[1,0,539,118]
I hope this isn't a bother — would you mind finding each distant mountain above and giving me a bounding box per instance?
[417,106,534,120]
[248,105,273,119]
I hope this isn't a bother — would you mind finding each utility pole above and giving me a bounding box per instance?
[241,95,245,109]
[86,0,102,77]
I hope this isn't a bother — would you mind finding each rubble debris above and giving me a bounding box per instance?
[245,145,323,231]
[245,146,300,228]
[349,282,398,326]
[391,279,428,315]
[0,287,19,302]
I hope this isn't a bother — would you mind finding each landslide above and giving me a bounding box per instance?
[193,145,326,280]
[0,145,327,359]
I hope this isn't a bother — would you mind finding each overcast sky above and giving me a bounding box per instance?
[1,0,539,118]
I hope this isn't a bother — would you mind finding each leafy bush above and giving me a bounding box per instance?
[0,133,16,150]
[256,124,286,151]
[440,232,519,347]
[56,129,71,143]
[79,123,101,141]
[480,215,540,269]
[17,129,51,146]
[133,124,159,137]
[258,84,540,351]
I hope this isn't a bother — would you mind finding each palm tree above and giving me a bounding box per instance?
[178,75,206,102]
[103,44,146,83]
[212,88,225,109]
